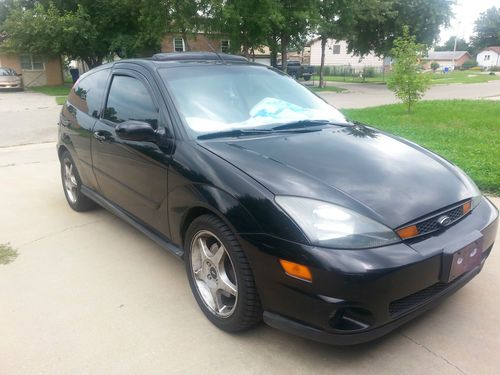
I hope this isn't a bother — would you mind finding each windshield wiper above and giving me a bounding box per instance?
[271,119,353,131]
[198,128,273,140]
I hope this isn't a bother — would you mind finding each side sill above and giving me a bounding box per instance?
[81,186,184,258]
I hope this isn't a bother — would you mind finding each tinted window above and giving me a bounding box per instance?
[68,69,110,118]
[104,75,158,128]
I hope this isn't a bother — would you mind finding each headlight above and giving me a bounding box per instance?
[453,166,482,209]
[275,196,400,249]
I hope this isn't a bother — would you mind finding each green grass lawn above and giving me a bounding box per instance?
[343,100,500,195]
[314,70,500,85]
[308,85,347,93]
[429,70,500,84]
[29,84,71,105]
[313,74,387,84]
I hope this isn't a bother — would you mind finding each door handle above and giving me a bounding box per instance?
[93,131,108,142]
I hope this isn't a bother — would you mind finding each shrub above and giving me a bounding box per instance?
[387,26,431,113]
[462,60,478,69]
[363,67,376,77]
[430,61,440,71]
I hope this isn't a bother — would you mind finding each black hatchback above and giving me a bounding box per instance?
[57,52,498,345]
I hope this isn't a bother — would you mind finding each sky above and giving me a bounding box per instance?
[439,0,499,44]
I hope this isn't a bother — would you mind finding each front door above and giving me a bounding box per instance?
[91,68,173,235]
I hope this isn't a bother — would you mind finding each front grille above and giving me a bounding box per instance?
[415,204,465,236]
[389,276,465,317]
[398,201,470,239]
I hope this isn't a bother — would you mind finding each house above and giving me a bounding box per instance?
[161,33,231,55]
[423,51,471,70]
[307,38,385,69]
[476,47,500,68]
[0,53,63,87]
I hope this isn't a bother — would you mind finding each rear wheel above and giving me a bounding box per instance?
[60,150,96,212]
[185,214,262,332]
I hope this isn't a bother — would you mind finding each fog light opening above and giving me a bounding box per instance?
[329,307,374,331]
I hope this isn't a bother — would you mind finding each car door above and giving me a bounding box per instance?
[60,68,111,191]
[91,66,173,236]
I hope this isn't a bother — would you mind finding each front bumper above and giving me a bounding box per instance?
[0,82,23,90]
[240,197,498,345]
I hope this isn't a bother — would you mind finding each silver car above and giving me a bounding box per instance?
[0,67,23,90]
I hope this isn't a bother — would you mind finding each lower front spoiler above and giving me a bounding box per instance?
[263,264,482,345]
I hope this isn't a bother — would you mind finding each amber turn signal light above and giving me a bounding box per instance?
[279,259,312,282]
[463,201,472,215]
[396,225,419,239]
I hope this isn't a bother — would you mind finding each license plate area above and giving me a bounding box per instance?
[441,232,483,283]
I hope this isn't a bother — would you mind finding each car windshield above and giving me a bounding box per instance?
[159,64,347,137]
[0,68,15,76]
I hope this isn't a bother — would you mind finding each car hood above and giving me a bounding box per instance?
[199,126,473,228]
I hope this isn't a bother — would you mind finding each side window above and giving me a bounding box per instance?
[332,45,341,54]
[103,75,158,129]
[173,37,185,52]
[68,69,110,118]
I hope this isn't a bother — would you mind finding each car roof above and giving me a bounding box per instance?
[77,52,276,82]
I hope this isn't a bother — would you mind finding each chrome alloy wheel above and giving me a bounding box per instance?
[63,158,78,204]
[190,230,238,318]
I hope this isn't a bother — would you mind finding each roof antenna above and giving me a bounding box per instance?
[205,37,224,62]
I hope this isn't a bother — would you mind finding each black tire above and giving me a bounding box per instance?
[185,214,262,332]
[60,150,97,212]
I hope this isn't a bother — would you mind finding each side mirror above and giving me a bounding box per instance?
[115,120,158,142]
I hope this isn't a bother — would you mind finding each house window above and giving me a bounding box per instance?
[484,54,490,61]
[220,39,230,53]
[332,45,341,54]
[173,37,185,52]
[20,54,44,70]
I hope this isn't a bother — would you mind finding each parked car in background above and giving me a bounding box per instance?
[276,60,314,80]
[0,67,23,91]
[57,52,498,345]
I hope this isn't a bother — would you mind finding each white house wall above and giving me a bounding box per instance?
[309,39,384,67]
[477,51,500,67]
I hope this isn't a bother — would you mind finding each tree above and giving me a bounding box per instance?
[471,7,500,52]
[345,0,453,57]
[387,26,430,113]
[273,0,316,73]
[1,0,168,68]
[314,0,393,87]
[430,61,439,71]
[221,0,282,56]
[435,36,472,54]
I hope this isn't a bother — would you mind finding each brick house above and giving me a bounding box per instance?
[0,53,63,86]
[161,33,231,54]
[423,51,471,70]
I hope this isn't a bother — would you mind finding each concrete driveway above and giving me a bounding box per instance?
[1,90,499,374]
[0,91,60,147]
[318,79,500,108]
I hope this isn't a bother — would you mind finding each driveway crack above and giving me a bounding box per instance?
[401,333,466,374]
[17,219,105,248]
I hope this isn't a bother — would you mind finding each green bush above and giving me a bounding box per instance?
[430,61,440,71]
[462,60,478,69]
[363,67,376,77]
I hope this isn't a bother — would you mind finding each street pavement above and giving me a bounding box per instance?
[0,87,499,374]
[317,79,500,108]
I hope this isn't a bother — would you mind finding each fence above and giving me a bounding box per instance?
[305,65,389,83]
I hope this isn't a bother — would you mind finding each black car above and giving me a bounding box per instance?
[57,52,498,345]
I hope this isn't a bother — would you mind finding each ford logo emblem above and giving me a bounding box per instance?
[437,215,452,227]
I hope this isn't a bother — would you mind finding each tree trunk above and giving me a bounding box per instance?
[319,36,327,88]
[83,57,103,70]
[281,34,289,74]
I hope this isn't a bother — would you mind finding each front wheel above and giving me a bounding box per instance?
[60,150,96,212]
[185,214,262,332]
